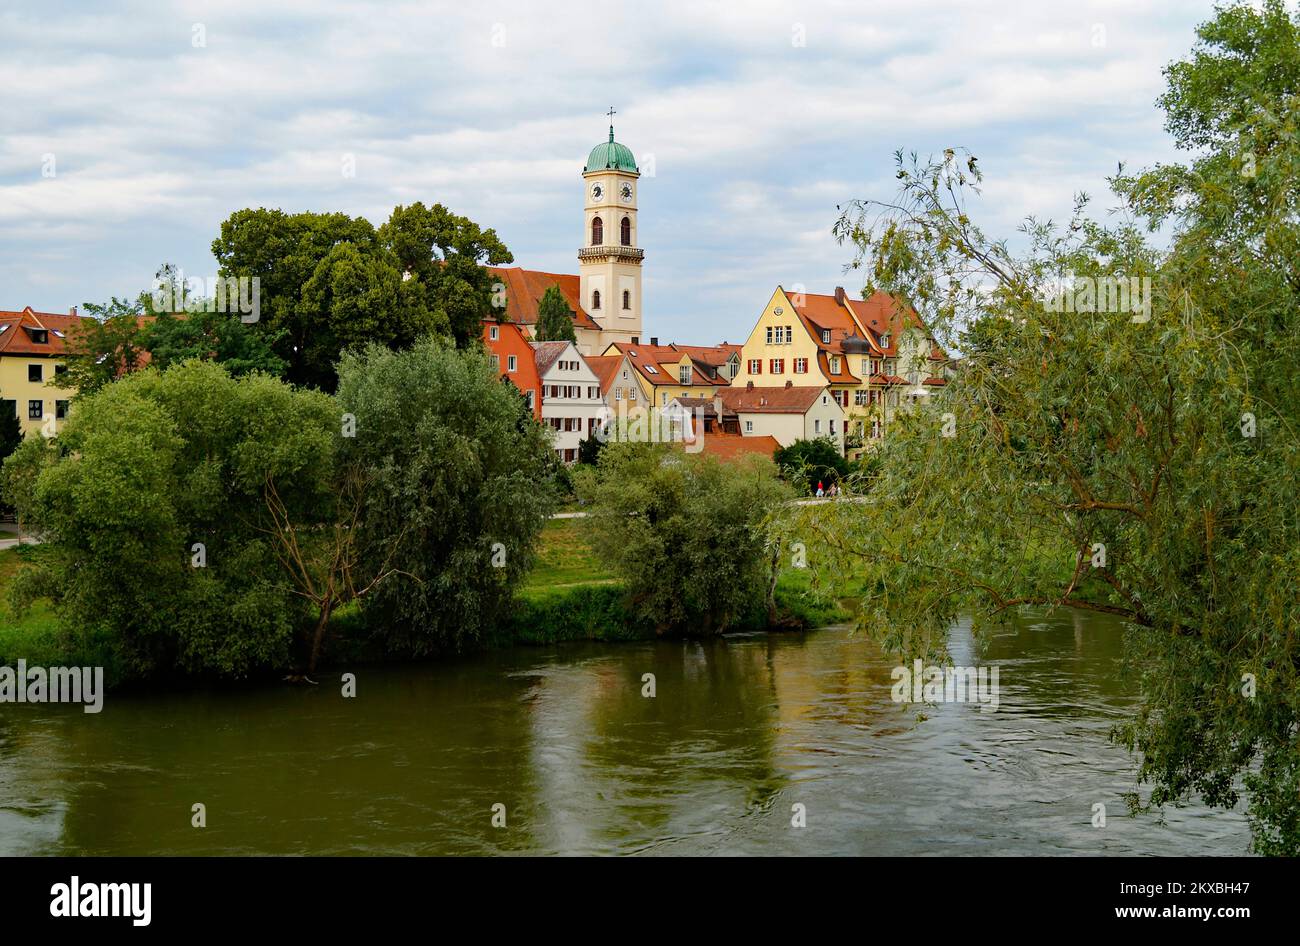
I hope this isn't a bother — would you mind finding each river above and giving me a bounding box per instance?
[0,609,1252,855]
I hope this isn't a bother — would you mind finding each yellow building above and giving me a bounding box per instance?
[0,307,84,437]
[735,287,951,456]
[600,340,739,410]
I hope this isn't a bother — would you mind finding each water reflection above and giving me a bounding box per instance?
[0,610,1251,855]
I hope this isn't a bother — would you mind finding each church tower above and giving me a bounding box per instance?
[579,110,643,349]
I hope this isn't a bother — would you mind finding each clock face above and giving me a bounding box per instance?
[590,183,604,201]
[620,183,633,203]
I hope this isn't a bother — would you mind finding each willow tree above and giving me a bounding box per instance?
[821,1,1300,854]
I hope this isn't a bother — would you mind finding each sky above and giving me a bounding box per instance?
[0,1,1218,345]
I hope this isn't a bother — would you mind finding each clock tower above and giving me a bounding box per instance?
[579,109,643,349]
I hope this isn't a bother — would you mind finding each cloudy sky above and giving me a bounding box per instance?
[1,1,1214,344]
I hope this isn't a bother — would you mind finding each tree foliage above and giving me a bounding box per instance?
[335,337,557,654]
[773,437,850,494]
[535,285,577,342]
[2,361,338,680]
[575,442,792,634]
[826,0,1300,854]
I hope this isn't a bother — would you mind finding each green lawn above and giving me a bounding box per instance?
[0,545,65,665]
[522,517,618,593]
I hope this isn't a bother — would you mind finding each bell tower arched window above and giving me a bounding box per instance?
[592,289,601,310]
[591,216,603,245]
[620,216,631,246]
[622,290,631,310]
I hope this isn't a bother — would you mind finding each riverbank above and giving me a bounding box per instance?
[0,517,850,677]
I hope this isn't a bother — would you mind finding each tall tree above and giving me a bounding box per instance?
[534,284,577,342]
[335,337,557,654]
[61,298,149,395]
[378,202,514,348]
[826,0,1300,854]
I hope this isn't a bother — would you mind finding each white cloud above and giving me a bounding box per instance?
[0,0,1209,341]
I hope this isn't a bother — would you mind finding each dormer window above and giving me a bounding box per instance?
[821,329,831,344]
[27,328,49,344]
[679,365,691,384]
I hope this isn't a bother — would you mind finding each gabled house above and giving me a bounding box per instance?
[736,286,951,456]
[0,306,90,437]
[717,382,845,452]
[600,338,734,410]
[532,340,604,463]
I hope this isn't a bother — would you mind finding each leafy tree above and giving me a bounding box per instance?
[577,432,606,466]
[145,309,286,377]
[826,0,1300,854]
[0,407,26,518]
[335,337,557,654]
[3,360,339,680]
[296,241,441,390]
[61,298,149,395]
[575,442,792,634]
[535,285,577,342]
[773,437,850,494]
[211,208,385,386]
[378,202,514,348]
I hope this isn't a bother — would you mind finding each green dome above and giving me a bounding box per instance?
[585,128,638,173]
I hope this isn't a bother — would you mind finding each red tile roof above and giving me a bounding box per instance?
[718,384,829,413]
[605,341,718,387]
[584,355,623,396]
[485,267,601,331]
[0,307,93,356]
[677,433,780,461]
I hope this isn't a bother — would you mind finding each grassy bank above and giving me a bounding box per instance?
[499,517,850,646]
[0,517,852,671]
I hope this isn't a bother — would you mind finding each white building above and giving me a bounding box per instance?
[717,383,845,452]
[533,340,606,463]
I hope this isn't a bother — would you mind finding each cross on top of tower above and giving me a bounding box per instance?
[607,106,616,141]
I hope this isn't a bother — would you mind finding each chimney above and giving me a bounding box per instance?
[747,380,754,389]
[834,287,846,305]
[650,336,658,346]
[631,336,639,345]
[69,305,77,316]
[785,379,793,388]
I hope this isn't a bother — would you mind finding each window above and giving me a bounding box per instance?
[766,326,773,344]
[28,364,42,383]
[490,354,500,371]
[592,290,601,310]
[862,358,870,375]
[830,419,836,434]
[748,359,762,374]
[28,400,43,419]
[622,369,628,379]
[661,393,668,406]
[507,355,517,372]
[0,399,14,419]
[855,389,868,406]
[615,388,623,400]
[620,216,631,246]
[56,400,68,419]
[814,419,821,434]
[830,356,841,375]
[490,326,499,340]
[822,330,831,344]
[55,364,67,377]
[644,364,658,374]
[29,329,48,344]
[770,358,784,373]
[622,290,630,310]
[794,357,807,374]
[679,365,691,384]
[525,390,535,410]
[871,359,881,375]
[629,387,637,400]
[745,420,753,433]
[591,216,603,245]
